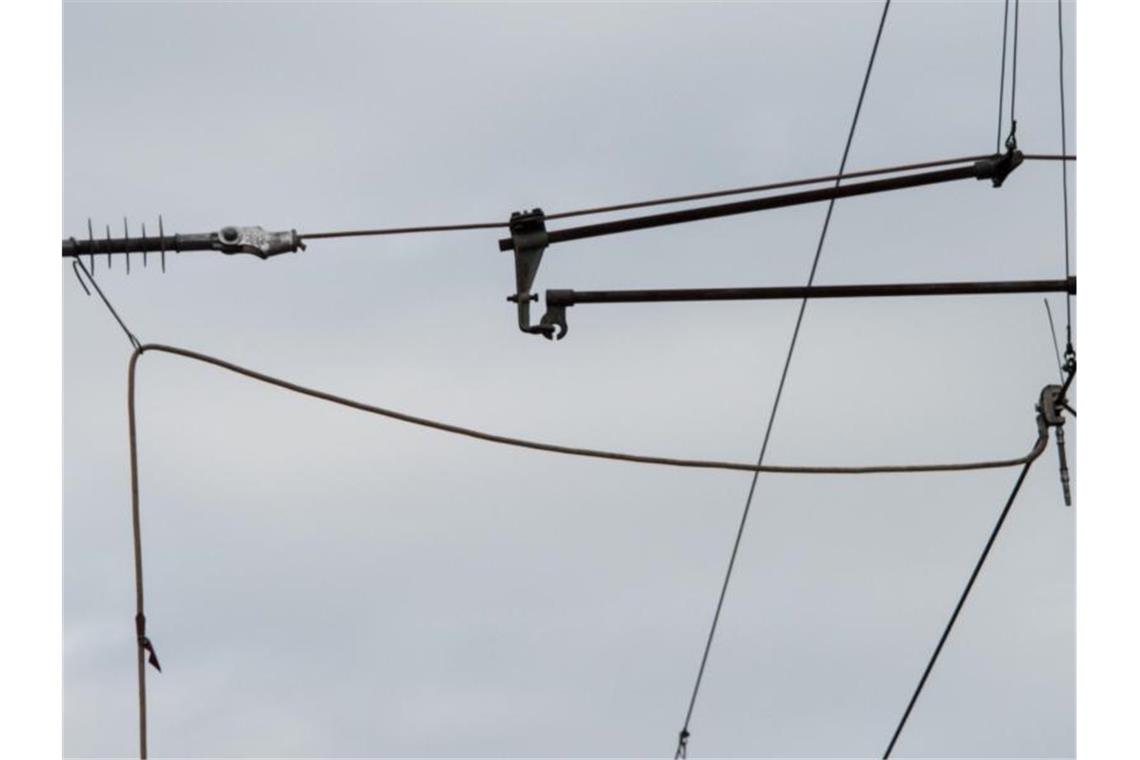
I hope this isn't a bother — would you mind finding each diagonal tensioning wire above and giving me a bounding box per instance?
[72,258,141,349]
[295,156,1074,244]
[672,2,892,757]
[881,446,1044,758]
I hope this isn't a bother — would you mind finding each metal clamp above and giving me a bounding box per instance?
[1037,380,1073,507]
[214,226,306,259]
[506,209,556,338]
[973,148,1024,188]
[539,289,573,341]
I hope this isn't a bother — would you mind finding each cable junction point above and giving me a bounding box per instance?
[503,150,1025,336]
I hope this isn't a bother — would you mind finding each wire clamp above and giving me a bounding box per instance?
[506,209,556,338]
[973,146,1024,188]
[214,226,306,259]
[1036,378,1073,507]
[675,729,690,759]
[134,613,162,672]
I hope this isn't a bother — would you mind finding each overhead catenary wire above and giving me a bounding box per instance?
[61,154,1074,257]
[1056,0,1074,348]
[673,3,892,758]
[56,5,1077,756]
[996,0,1011,153]
[881,443,1045,758]
[1006,0,1021,149]
[292,157,1076,244]
[1044,298,1065,382]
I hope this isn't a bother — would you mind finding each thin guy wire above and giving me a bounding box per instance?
[674,3,891,756]
[72,258,141,349]
[299,154,1072,243]
[1010,0,1020,138]
[1044,299,1065,382]
[881,448,1044,758]
[66,155,1073,253]
[298,158,981,240]
[1057,0,1073,344]
[996,0,1010,153]
[542,156,989,221]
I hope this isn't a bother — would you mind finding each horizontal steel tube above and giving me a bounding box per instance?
[546,277,1076,306]
[500,162,989,252]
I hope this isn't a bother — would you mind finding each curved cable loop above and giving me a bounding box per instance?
[123,340,1048,759]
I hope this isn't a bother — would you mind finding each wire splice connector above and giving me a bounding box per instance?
[215,226,305,259]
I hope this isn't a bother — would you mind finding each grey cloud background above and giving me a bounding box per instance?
[64,2,1076,757]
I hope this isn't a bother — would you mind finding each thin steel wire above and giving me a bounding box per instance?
[1044,299,1065,382]
[542,156,990,221]
[65,155,1073,256]
[71,258,141,349]
[881,445,1044,758]
[296,154,1074,244]
[674,3,891,756]
[1009,0,1020,144]
[1056,0,1073,344]
[996,0,1011,153]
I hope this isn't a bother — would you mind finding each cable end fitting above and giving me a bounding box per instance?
[215,226,305,259]
[974,149,1025,188]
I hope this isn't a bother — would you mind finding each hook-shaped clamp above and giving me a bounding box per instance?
[506,209,556,338]
[539,289,573,340]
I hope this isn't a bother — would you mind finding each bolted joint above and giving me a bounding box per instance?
[214,226,306,259]
[506,209,552,337]
[974,149,1024,188]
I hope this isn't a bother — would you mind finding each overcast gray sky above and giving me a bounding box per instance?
[64,2,1076,757]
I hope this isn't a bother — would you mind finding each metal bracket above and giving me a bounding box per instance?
[1037,382,1073,506]
[506,209,556,338]
[539,289,573,340]
[214,226,306,259]
[973,148,1024,188]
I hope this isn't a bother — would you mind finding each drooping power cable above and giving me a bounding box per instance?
[120,339,1047,760]
[672,3,892,758]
